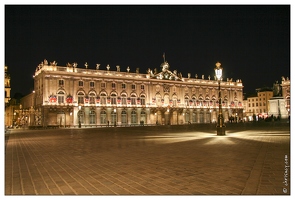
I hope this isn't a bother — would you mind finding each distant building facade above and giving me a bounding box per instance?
[15,59,244,127]
[243,88,274,121]
[243,76,290,122]
[5,66,11,105]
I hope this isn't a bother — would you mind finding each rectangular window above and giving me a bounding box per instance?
[132,84,136,90]
[131,97,136,105]
[79,81,83,87]
[59,80,64,87]
[78,96,84,104]
[122,97,127,105]
[140,98,145,105]
[90,97,95,104]
[122,83,126,89]
[112,83,116,89]
[141,85,145,90]
[58,96,64,104]
[90,81,95,88]
[101,82,106,88]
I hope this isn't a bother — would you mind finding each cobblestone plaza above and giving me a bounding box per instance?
[5,123,290,195]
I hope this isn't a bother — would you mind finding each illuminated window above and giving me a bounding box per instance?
[100,93,107,105]
[140,110,146,123]
[131,94,137,105]
[100,110,107,124]
[78,92,84,104]
[184,96,189,106]
[78,110,84,124]
[111,93,117,105]
[111,111,117,124]
[131,110,137,124]
[140,94,146,105]
[89,110,96,124]
[121,110,127,124]
[89,93,96,104]
[121,93,127,105]
[57,91,65,103]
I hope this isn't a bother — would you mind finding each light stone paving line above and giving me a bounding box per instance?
[132,150,250,194]
[98,161,177,194]
[20,137,53,194]
[18,137,40,195]
[15,137,25,194]
[48,156,106,195]
[72,152,157,194]
[5,137,14,195]
[40,159,78,195]
[137,156,229,193]
[32,140,101,195]
[59,154,147,195]
[241,136,270,195]
[24,138,79,195]
[100,157,189,194]
[22,137,63,195]
[33,139,123,195]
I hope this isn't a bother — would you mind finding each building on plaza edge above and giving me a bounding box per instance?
[18,59,244,127]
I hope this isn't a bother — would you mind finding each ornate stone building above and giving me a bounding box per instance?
[5,66,11,105]
[28,59,244,127]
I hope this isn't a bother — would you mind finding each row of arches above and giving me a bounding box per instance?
[77,109,147,125]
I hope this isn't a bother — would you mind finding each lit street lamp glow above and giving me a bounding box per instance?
[215,62,226,135]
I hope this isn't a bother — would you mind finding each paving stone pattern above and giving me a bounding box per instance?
[5,123,290,195]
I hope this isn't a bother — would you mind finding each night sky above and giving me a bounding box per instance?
[5,5,290,97]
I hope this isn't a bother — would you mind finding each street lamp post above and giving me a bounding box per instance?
[78,105,81,128]
[215,62,226,135]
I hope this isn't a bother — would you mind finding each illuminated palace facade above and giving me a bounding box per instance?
[32,59,244,127]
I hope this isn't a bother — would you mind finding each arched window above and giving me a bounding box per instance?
[156,93,162,106]
[185,112,190,123]
[121,93,127,105]
[121,110,127,125]
[192,112,197,123]
[100,110,107,124]
[131,110,137,124]
[89,92,96,104]
[77,91,84,104]
[111,111,117,124]
[164,94,169,105]
[78,110,84,124]
[140,94,146,105]
[192,96,197,106]
[172,95,177,106]
[184,96,189,106]
[111,93,117,105]
[100,93,107,105]
[89,110,96,124]
[131,94,137,105]
[57,91,65,104]
[140,110,146,123]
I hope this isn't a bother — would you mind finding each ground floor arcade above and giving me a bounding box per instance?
[19,106,244,128]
